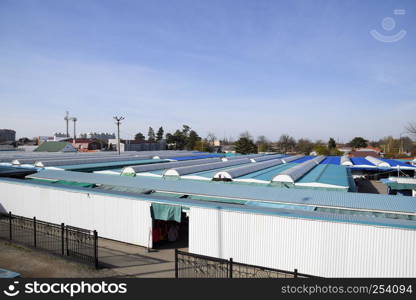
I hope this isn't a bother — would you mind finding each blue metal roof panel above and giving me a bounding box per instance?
[350,157,375,166]
[320,156,341,165]
[381,158,415,168]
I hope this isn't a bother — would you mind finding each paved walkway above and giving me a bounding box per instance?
[98,238,188,278]
[355,179,387,194]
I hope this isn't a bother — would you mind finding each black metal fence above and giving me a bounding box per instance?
[175,249,318,278]
[0,212,98,268]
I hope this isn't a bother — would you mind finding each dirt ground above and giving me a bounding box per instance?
[0,238,182,278]
[0,240,116,277]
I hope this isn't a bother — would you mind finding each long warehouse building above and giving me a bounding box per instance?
[0,168,415,277]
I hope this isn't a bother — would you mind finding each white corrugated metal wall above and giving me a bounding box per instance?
[189,207,416,277]
[0,181,152,248]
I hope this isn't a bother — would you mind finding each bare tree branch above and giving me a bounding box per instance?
[406,122,416,136]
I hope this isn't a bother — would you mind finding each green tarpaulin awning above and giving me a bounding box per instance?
[151,203,182,222]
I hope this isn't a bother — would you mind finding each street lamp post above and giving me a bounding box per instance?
[113,116,125,155]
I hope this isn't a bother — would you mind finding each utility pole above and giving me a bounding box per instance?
[71,117,77,144]
[113,116,125,155]
[64,111,70,137]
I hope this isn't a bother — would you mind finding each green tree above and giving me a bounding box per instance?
[147,127,156,142]
[165,133,174,149]
[328,138,336,150]
[186,130,201,150]
[256,136,270,153]
[234,133,257,154]
[134,132,145,142]
[296,138,314,155]
[173,130,186,150]
[165,125,202,150]
[182,125,191,137]
[314,144,330,155]
[156,127,164,142]
[166,133,174,144]
[348,137,368,148]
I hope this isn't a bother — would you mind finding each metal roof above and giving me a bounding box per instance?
[0,150,209,164]
[2,177,416,230]
[320,156,341,165]
[251,154,284,162]
[28,170,416,214]
[341,156,353,166]
[0,165,37,178]
[350,157,376,167]
[61,159,170,172]
[382,158,414,168]
[272,156,325,183]
[290,155,314,163]
[164,158,251,177]
[121,157,223,175]
[213,158,284,180]
[350,157,416,170]
[296,164,351,190]
[236,163,295,183]
[167,154,223,161]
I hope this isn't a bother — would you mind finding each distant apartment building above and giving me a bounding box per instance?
[54,132,70,140]
[0,129,16,144]
[79,132,116,141]
[107,139,166,152]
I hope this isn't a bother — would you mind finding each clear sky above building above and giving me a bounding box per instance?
[0,0,415,142]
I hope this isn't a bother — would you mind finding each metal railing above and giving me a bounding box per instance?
[175,249,319,278]
[0,212,98,268]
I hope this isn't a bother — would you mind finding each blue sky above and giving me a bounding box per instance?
[0,0,415,142]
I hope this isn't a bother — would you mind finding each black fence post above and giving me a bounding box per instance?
[294,268,298,278]
[229,258,233,278]
[33,217,37,248]
[61,223,65,256]
[65,226,69,256]
[174,248,178,278]
[8,211,12,241]
[93,230,98,269]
